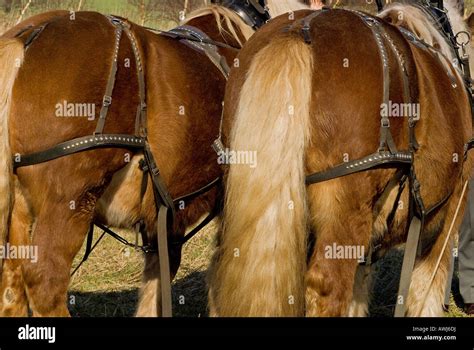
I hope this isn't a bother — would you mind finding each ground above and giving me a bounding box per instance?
[67,221,470,317]
[69,222,216,317]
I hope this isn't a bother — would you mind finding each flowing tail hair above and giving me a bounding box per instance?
[0,39,24,273]
[209,36,314,316]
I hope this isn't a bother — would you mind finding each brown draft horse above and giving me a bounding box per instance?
[209,1,473,316]
[0,5,254,317]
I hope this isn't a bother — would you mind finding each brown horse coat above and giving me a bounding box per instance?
[0,7,250,316]
[209,7,472,316]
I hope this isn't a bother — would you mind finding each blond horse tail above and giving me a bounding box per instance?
[209,36,313,316]
[0,39,24,272]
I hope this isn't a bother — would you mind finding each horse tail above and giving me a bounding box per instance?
[0,39,24,270]
[210,36,313,316]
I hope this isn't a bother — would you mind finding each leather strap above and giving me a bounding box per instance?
[139,158,149,200]
[24,25,48,49]
[399,27,458,86]
[166,25,231,79]
[172,206,220,247]
[71,225,107,277]
[173,177,221,205]
[121,21,148,137]
[379,23,419,151]
[355,12,398,154]
[143,144,174,317]
[172,181,223,247]
[306,151,412,185]
[82,223,95,263]
[95,16,148,137]
[95,22,123,135]
[155,27,240,51]
[13,134,145,170]
[376,0,384,11]
[157,205,172,317]
[144,143,175,212]
[465,137,474,157]
[394,216,422,317]
[15,23,50,50]
[300,8,329,44]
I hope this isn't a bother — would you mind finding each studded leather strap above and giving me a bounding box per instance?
[13,134,145,170]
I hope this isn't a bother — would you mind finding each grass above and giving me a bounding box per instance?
[0,0,181,34]
[67,221,471,317]
[68,221,218,317]
[370,250,470,317]
[1,0,474,35]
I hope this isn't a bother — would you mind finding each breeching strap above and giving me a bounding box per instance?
[394,216,422,317]
[157,206,173,317]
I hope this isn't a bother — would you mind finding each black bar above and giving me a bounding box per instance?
[0,318,472,345]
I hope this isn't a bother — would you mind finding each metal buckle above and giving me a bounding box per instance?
[381,118,390,128]
[455,31,471,48]
[212,139,225,156]
[301,26,311,44]
[138,159,149,172]
[151,166,160,177]
[110,17,122,26]
[413,178,421,193]
[103,95,112,107]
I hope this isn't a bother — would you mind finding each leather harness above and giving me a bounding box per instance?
[296,4,474,317]
[212,0,271,30]
[158,25,233,78]
[12,1,267,317]
[13,2,470,317]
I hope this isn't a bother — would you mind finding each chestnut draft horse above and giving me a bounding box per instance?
[209,1,473,316]
[0,4,255,317]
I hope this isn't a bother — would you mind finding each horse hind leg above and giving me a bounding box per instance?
[20,171,111,317]
[97,155,184,317]
[0,181,31,317]
[348,265,372,317]
[135,252,161,317]
[96,156,163,317]
[305,180,373,317]
[347,178,408,317]
[135,246,182,317]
